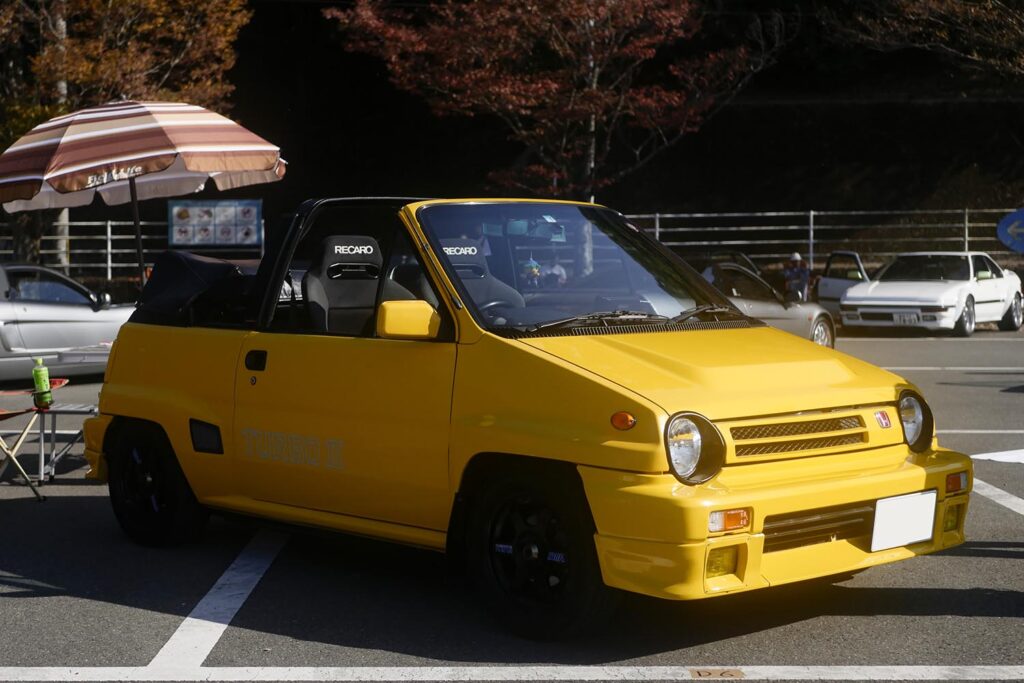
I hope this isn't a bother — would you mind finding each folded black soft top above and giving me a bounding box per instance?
[130,251,257,326]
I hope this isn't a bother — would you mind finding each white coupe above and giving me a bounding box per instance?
[817,251,1022,336]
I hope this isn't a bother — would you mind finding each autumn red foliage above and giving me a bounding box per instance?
[327,0,785,199]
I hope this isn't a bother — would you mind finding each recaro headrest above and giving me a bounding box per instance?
[311,235,383,280]
[440,238,488,278]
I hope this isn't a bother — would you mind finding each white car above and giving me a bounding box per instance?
[819,251,1022,336]
[0,263,132,379]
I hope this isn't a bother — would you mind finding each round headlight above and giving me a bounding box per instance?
[665,413,725,483]
[667,416,702,478]
[899,392,933,452]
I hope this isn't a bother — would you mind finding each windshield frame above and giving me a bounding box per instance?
[414,200,743,336]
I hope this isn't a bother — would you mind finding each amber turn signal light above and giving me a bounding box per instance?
[946,471,968,494]
[611,411,637,430]
[709,508,750,533]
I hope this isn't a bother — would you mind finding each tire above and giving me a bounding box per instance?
[953,297,976,337]
[810,316,835,348]
[106,423,208,546]
[998,292,1023,332]
[466,465,618,639]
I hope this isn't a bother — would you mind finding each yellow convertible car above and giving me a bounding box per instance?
[85,198,971,638]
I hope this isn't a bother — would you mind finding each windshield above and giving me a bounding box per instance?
[876,254,970,282]
[417,202,741,332]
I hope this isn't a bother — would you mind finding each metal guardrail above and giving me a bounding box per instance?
[625,208,1020,271]
[0,220,263,280]
[0,209,1020,282]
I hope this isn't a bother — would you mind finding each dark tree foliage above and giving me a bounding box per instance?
[327,0,790,200]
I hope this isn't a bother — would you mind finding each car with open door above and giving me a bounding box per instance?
[816,251,869,318]
[84,198,971,639]
[838,251,1022,336]
[702,262,835,347]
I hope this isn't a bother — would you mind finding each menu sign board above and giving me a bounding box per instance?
[168,199,262,247]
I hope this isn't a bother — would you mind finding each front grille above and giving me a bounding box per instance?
[735,433,865,456]
[731,416,863,441]
[861,312,892,321]
[763,501,875,552]
[730,414,867,457]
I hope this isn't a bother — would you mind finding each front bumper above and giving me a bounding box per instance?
[82,414,113,481]
[841,306,958,330]
[579,445,970,600]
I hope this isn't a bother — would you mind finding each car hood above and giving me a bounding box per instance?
[519,326,904,420]
[842,280,965,305]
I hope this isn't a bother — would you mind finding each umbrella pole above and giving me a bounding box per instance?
[129,176,145,287]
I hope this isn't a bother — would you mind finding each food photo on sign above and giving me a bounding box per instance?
[167,199,263,249]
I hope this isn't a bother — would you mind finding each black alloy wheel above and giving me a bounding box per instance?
[488,494,572,606]
[107,425,207,546]
[468,467,618,639]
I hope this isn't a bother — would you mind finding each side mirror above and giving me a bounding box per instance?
[376,300,440,340]
[976,270,993,281]
[90,291,112,310]
[783,289,802,303]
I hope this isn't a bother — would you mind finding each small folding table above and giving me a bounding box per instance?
[0,379,97,501]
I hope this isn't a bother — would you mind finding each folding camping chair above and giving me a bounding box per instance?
[0,378,76,501]
[0,408,45,501]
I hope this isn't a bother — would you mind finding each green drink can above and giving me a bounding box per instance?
[32,357,52,409]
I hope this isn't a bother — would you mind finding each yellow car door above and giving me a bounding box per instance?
[232,330,455,530]
[230,203,457,532]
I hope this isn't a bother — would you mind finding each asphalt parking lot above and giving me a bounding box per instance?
[1,328,1022,682]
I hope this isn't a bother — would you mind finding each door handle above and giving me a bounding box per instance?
[245,349,267,371]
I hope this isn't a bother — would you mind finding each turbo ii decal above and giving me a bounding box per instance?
[240,428,345,470]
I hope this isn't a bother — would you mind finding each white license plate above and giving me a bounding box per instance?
[893,312,921,325]
[871,490,937,552]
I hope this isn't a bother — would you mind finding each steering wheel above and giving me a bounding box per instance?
[477,296,516,311]
[479,300,516,313]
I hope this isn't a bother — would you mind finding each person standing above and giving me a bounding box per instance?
[784,252,811,301]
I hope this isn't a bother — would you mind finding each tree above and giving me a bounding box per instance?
[820,1,1024,78]
[327,0,789,200]
[0,0,252,260]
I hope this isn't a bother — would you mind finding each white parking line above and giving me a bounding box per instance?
[938,429,1024,434]
[974,479,1024,517]
[148,529,288,670]
[883,367,1024,372]
[841,337,1024,342]
[0,665,1023,681]
[2,469,1023,682]
[971,449,1024,463]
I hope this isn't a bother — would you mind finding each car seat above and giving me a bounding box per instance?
[439,238,524,309]
[303,235,414,336]
[390,262,439,308]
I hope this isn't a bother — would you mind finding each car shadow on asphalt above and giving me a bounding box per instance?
[938,540,1024,560]
[2,496,1021,663]
[212,525,1024,663]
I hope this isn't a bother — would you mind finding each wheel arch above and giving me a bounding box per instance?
[445,451,590,566]
[102,416,178,468]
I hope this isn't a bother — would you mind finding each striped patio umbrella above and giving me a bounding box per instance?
[0,100,286,284]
